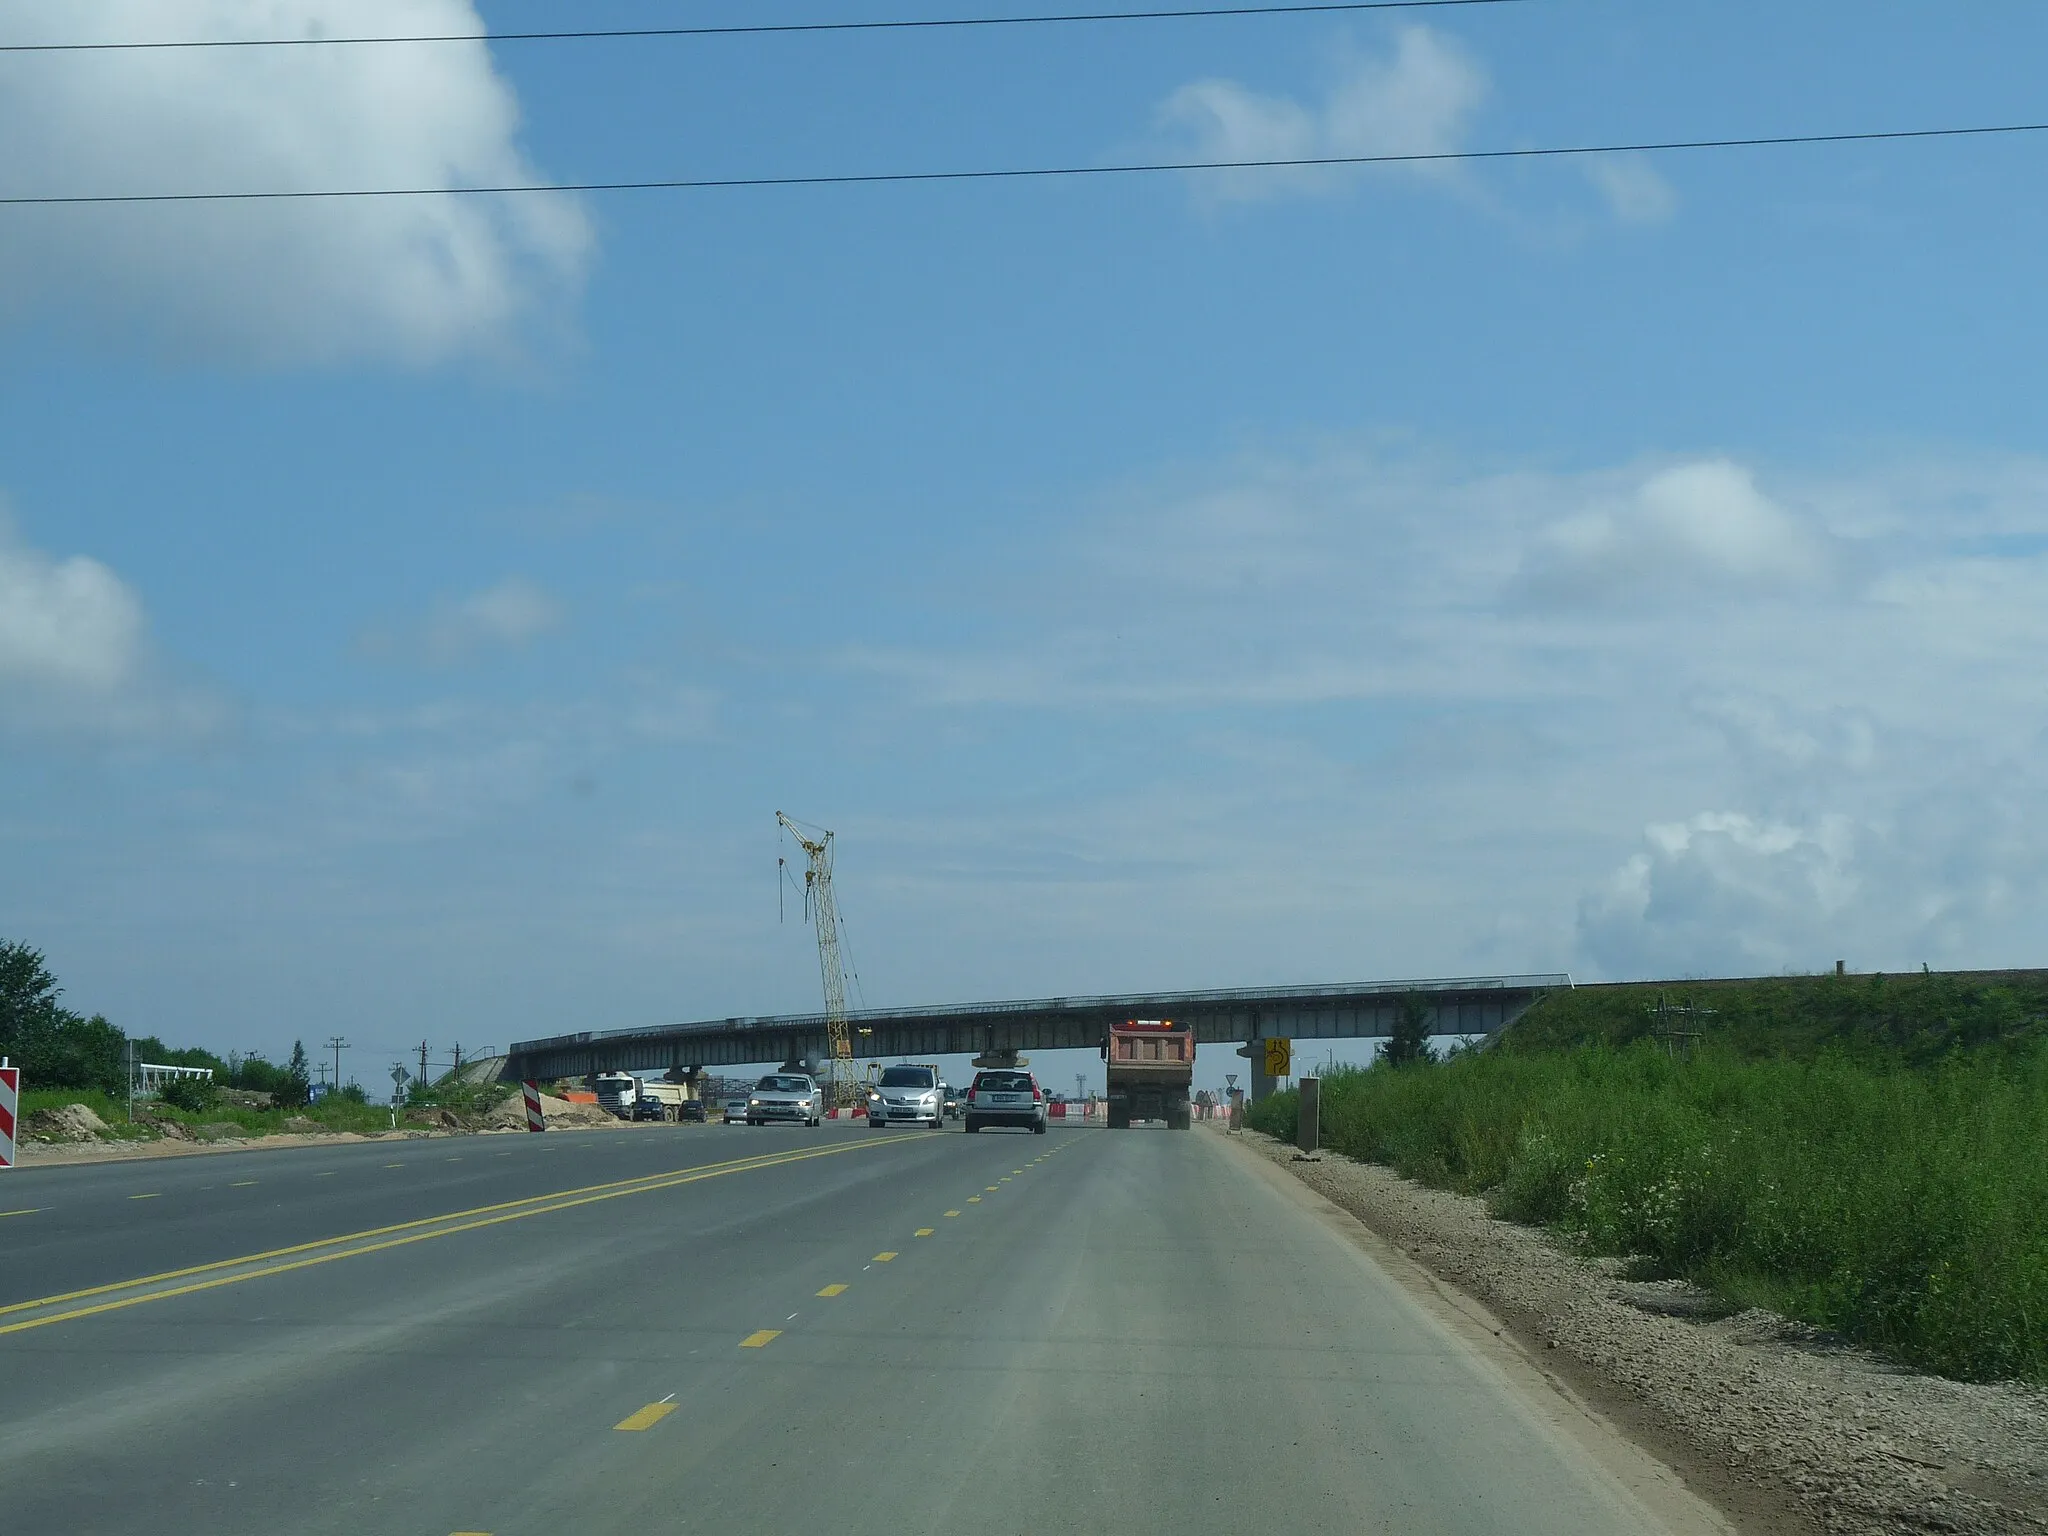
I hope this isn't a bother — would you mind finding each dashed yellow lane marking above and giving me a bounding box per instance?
[614,1402,677,1431]
[231,1181,258,1188]
[316,1172,336,1178]
[0,1140,907,1335]
[740,1329,781,1348]
[944,1210,961,1218]
[914,1228,934,1237]
[1,1209,43,1218]
[817,1283,849,1297]
[385,1163,404,1168]
[967,1196,982,1203]
[872,1252,896,1263]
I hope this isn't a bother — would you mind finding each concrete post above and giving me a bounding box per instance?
[1297,1076,1319,1154]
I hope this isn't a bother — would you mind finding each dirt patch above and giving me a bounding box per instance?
[24,1103,109,1141]
[1230,1127,2048,1536]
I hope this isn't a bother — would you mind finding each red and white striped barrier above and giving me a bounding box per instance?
[521,1079,546,1133]
[0,1062,18,1168]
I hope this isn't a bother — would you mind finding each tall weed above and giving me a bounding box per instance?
[1248,1042,2048,1382]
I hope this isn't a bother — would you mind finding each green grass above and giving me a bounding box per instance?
[1249,1040,2048,1383]
[17,1086,407,1141]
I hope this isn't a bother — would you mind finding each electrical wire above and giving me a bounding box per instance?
[2,121,2043,207]
[0,2,1520,54]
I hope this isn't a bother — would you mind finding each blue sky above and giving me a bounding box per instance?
[4,1,2048,1083]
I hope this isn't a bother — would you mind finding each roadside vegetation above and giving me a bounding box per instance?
[4,936,510,1146]
[1249,973,2048,1384]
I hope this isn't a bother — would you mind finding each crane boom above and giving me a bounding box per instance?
[776,811,857,1106]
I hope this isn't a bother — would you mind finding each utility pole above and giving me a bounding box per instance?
[418,1040,430,1094]
[452,1042,463,1077]
[326,1037,349,1093]
[127,1039,136,1122]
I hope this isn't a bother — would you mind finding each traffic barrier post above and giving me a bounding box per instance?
[0,1059,18,1168]
[521,1079,546,1133]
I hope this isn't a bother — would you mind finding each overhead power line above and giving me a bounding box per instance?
[0,121,2042,208]
[0,2,1519,54]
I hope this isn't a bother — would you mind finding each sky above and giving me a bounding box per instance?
[4,0,2047,1087]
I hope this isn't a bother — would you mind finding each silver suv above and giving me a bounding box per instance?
[866,1063,943,1130]
[963,1069,1048,1134]
[747,1073,823,1126]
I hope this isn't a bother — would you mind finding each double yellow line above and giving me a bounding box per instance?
[1,1138,891,1337]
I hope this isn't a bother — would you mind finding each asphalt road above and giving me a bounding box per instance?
[0,1120,1722,1535]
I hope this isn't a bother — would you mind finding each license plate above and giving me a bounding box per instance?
[988,1094,1017,1104]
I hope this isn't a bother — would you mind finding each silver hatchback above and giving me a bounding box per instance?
[963,1069,1048,1134]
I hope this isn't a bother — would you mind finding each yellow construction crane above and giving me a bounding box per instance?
[776,811,860,1108]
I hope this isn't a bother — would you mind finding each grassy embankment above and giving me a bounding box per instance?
[1248,971,2048,1383]
[19,1081,511,1142]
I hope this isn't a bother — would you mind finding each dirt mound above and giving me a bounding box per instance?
[197,1122,246,1141]
[25,1103,108,1141]
[483,1091,614,1130]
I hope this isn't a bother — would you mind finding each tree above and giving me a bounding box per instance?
[1383,992,1436,1068]
[0,940,128,1094]
[274,1040,313,1110]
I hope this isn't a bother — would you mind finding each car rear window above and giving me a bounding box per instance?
[973,1072,1033,1092]
[878,1066,934,1088]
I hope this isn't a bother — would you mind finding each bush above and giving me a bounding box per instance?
[156,1074,217,1113]
[1248,1040,2048,1383]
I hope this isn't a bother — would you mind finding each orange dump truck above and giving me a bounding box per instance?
[1102,1019,1194,1130]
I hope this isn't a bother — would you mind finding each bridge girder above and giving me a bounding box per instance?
[503,976,1569,1083]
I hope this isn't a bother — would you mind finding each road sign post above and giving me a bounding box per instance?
[0,1059,19,1169]
[522,1080,547,1133]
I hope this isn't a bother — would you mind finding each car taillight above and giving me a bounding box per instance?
[967,1089,977,1104]
[1032,1085,1043,1101]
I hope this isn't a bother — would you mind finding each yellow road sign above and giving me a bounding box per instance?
[1263,1038,1291,1077]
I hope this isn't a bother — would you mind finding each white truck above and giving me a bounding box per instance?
[594,1072,697,1121]
[594,1071,642,1119]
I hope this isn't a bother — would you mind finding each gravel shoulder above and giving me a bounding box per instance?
[1226,1125,2048,1536]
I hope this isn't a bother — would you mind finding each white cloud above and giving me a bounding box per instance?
[1585,153,1678,225]
[0,507,225,737]
[1157,26,1487,203]
[0,1,591,367]
[1514,459,1834,603]
[360,577,564,666]
[0,517,144,690]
